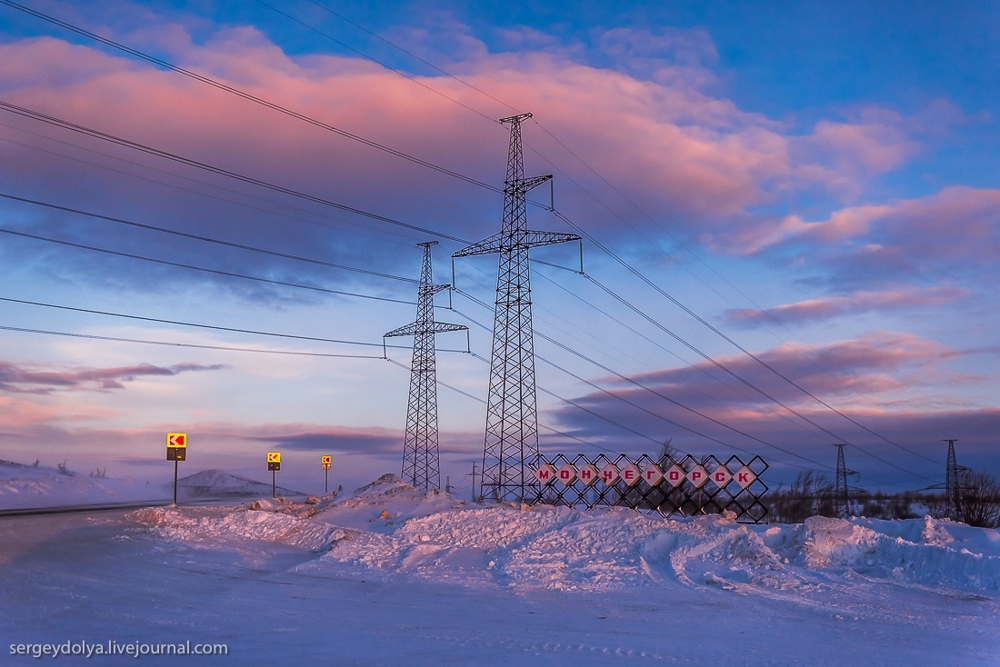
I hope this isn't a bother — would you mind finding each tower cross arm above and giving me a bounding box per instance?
[452,230,581,257]
[384,321,468,338]
[521,230,581,249]
[509,174,552,193]
[421,283,451,296]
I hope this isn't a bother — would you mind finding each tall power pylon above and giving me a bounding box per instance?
[453,113,580,502]
[834,444,857,518]
[384,242,467,491]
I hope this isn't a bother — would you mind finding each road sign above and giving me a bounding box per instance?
[267,451,281,472]
[166,432,187,461]
[321,455,332,470]
[166,432,188,505]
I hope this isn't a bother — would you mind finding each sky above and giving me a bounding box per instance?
[0,0,997,497]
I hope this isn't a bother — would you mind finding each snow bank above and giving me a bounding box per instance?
[130,503,344,552]
[126,474,1000,602]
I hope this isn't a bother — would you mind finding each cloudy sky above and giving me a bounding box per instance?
[0,0,997,496]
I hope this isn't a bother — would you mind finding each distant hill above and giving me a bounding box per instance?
[177,469,304,498]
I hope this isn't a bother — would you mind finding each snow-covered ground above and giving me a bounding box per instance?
[0,459,160,509]
[2,472,998,665]
[0,461,302,509]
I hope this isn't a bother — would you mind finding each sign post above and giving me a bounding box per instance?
[166,432,187,506]
[321,455,332,494]
[267,452,281,498]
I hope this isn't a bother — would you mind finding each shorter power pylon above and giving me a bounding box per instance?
[384,242,468,491]
[943,438,972,519]
[834,444,858,518]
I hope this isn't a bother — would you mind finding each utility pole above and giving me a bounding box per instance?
[384,242,468,491]
[453,113,580,503]
[467,462,478,503]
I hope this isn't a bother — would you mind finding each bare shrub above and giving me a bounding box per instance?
[954,470,1000,529]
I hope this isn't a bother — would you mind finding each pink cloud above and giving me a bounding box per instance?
[0,11,978,290]
[729,187,1000,276]
[0,18,838,242]
[599,331,961,414]
[727,286,969,326]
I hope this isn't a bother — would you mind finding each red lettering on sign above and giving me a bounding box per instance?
[580,468,594,480]
[738,473,749,483]
[538,469,552,480]
[668,470,682,481]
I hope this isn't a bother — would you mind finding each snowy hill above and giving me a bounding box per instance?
[176,469,304,498]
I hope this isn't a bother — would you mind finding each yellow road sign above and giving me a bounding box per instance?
[166,433,187,448]
[321,455,332,466]
[267,452,281,464]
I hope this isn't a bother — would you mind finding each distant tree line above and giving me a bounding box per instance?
[765,469,1000,528]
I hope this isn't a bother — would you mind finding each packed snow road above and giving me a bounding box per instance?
[2,476,998,665]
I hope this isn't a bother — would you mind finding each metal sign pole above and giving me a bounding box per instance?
[272,470,276,498]
[173,459,178,506]
[325,468,329,494]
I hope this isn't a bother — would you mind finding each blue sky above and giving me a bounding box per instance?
[0,0,997,496]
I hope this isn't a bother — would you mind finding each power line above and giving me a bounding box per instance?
[0,227,415,306]
[0,101,470,244]
[0,324,383,358]
[254,0,501,125]
[0,295,464,351]
[0,192,418,283]
[0,1,502,196]
[303,0,520,114]
[386,355,612,454]
[287,4,934,474]
[452,296,829,471]
[0,4,937,476]
[0,122,423,248]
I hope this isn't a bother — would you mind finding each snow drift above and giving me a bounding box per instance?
[128,473,1000,603]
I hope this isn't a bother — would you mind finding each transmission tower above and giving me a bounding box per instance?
[943,438,972,519]
[945,438,959,517]
[453,113,580,502]
[384,242,468,491]
[834,444,858,518]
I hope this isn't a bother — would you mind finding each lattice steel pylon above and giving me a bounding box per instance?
[834,443,858,518]
[452,113,581,502]
[945,438,959,516]
[384,242,468,491]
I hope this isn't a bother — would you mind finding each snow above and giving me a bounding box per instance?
[0,459,157,509]
[2,469,999,664]
[174,469,304,499]
[0,461,302,508]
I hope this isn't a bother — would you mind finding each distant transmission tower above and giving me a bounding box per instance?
[945,438,959,516]
[833,444,858,518]
[453,113,580,502]
[943,438,968,519]
[384,242,468,491]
